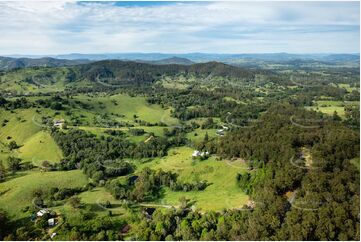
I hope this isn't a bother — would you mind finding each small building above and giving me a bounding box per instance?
[192,150,202,157]
[48,218,55,227]
[216,129,225,136]
[192,150,209,158]
[53,119,64,128]
[36,209,50,217]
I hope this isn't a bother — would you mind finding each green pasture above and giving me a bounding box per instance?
[134,146,249,211]
[0,170,88,219]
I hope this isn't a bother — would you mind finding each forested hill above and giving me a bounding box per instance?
[136,57,195,65]
[0,56,90,71]
[77,60,256,83]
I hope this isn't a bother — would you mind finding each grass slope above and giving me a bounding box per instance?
[74,94,178,125]
[18,131,63,165]
[136,147,249,211]
[0,170,88,219]
[0,109,42,145]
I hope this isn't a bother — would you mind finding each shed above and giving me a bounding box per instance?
[48,218,55,227]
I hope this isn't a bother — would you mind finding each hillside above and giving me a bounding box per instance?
[0,56,90,71]
[0,60,256,94]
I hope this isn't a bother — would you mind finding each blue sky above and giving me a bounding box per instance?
[0,1,359,55]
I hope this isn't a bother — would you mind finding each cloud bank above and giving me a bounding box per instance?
[0,1,359,54]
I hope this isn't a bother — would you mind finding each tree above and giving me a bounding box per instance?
[0,210,10,240]
[41,160,50,169]
[69,196,81,209]
[332,111,341,121]
[0,161,5,182]
[8,141,18,150]
[7,156,21,173]
[204,132,209,142]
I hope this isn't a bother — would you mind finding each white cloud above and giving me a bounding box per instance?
[0,1,358,54]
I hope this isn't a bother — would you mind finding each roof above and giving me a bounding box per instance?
[192,150,209,157]
[48,218,55,226]
[36,209,50,217]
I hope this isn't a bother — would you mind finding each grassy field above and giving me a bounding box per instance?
[77,187,127,217]
[0,93,180,166]
[306,100,359,118]
[0,170,88,219]
[338,83,359,92]
[186,128,218,143]
[0,109,64,165]
[18,131,63,165]
[74,94,178,125]
[0,109,42,145]
[135,147,249,211]
[0,67,71,94]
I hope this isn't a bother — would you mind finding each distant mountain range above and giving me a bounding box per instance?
[33,52,361,62]
[0,56,196,71]
[0,53,359,71]
[137,57,194,65]
[0,56,90,71]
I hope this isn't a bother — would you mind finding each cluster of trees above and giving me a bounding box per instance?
[170,180,209,192]
[51,128,185,182]
[0,96,31,110]
[106,167,209,202]
[0,156,34,182]
[146,86,268,123]
[344,105,360,128]
[55,213,124,240]
[106,168,178,202]
[128,128,145,136]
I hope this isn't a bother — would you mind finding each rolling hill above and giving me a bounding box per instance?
[0,56,90,71]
